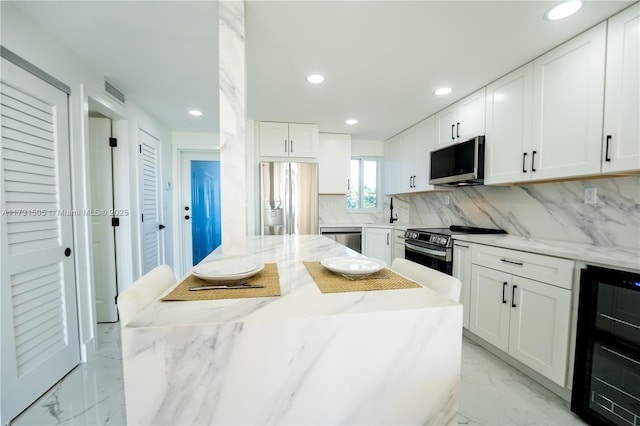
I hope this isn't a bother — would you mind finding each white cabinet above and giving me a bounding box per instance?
[383,134,403,195]
[392,228,406,261]
[452,241,472,329]
[484,64,534,185]
[318,133,351,194]
[602,3,640,174]
[485,23,607,184]
[435,88,486,149]
[362,226,392,265]
[469,245,573,386]
[384,116,436,195]
[259,122,319,158]
[530,22,606,182]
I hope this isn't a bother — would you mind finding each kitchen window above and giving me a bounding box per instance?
[347,157,381,212]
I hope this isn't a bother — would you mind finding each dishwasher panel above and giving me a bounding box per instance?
[320,227,362,253]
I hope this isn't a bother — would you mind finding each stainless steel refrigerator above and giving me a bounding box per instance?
[260,161,319,235]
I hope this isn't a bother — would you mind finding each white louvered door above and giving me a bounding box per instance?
[139,129,163,274]
[0,58,80,424]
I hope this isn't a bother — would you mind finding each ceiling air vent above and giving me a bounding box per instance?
[104,79,126,104]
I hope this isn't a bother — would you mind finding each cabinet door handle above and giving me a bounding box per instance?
[531,150,537,172]
[500,258,523,266]
[284,139,288,153]
[451,124,455,140]
[347,178,350,190]
[502,282,508,304]
[456,122,460,138]
[290,140,293,153]
[522,152,528,173]
[511,285,517,308]
[605,135,612,162]
[387,233,390,245]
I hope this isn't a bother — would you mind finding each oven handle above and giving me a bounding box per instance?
[405,242,447,259]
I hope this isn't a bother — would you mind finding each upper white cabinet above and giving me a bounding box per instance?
[485,23,607,184]
[435,88,486,149]
[259,122,319,158]
[384,116,436,195]
[484,64,534,185]
[530,22,606,182]
[602,3,640,173]
[318,133,351,194]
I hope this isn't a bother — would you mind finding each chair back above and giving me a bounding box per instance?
[117,264,177,326]
[390,258,462,302]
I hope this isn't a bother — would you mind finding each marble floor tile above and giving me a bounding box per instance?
[12,323,126,426]
[11,326,586,425]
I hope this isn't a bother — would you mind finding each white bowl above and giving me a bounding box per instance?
[320,256,386,277]
[193,260,265,282]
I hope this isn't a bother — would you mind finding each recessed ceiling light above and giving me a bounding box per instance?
[307,74,325,84]
[545,0,582,20]
[189,110,203,116]
[434,87,452,96]
[346,119,358,125]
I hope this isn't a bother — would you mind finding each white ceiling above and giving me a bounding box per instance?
[8,0,634,141]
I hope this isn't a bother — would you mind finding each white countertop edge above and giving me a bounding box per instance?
[452,234,640,272]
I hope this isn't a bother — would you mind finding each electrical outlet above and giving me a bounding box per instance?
[584,187,597,204]
[443,194,450,205]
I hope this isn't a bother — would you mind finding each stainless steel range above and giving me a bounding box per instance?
[403,225,506,274]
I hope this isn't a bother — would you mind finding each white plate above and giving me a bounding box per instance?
[320,256,386,277]
[192,260,265,282]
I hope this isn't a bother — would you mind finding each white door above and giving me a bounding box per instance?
[484,63,534,185]
[531,22,606,181]
[469,265,511,352]
[179,151,219,276]
[508,276,571,386]
[363,227,391,265]
[602,3,640,173]
[139,129,164,274]
[88,117,118,322]
[1,57,80,424]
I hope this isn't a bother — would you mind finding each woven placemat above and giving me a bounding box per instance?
[303,261,422,293]
[161,263,281,301]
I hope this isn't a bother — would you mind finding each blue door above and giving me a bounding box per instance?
[190,160,221,265]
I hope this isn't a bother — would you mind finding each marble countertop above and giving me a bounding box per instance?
[127,235,456,329]
[452,234,640,272]
[320,222,411,229]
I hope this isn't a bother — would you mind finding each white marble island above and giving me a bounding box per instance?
[121,235,462,425]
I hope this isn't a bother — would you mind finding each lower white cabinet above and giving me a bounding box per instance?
[392,228,406,261]
[469,245,573,386]
[362,227,392,265]
[452,241,472,329]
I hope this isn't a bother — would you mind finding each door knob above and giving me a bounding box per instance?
[184,206,190,211]
[64,248,72,257]
[159,224,166,230]
[185,215,190,220]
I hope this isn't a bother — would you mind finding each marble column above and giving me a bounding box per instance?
[219,0,247,254]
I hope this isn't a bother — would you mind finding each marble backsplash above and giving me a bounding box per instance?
[318,176,639,249]
[409,175,640,249]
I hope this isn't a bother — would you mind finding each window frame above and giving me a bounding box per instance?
[346,156,383,213]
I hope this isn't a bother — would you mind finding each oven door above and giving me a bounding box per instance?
[404,241,452,275]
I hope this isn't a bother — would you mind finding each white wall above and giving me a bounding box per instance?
[1,2,173,357]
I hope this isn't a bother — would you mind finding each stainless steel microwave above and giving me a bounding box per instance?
[429,136,485,186]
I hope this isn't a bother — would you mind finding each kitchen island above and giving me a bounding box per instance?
[121,235,462,425]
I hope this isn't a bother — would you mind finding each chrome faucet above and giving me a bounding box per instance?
[389,197,398,223]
